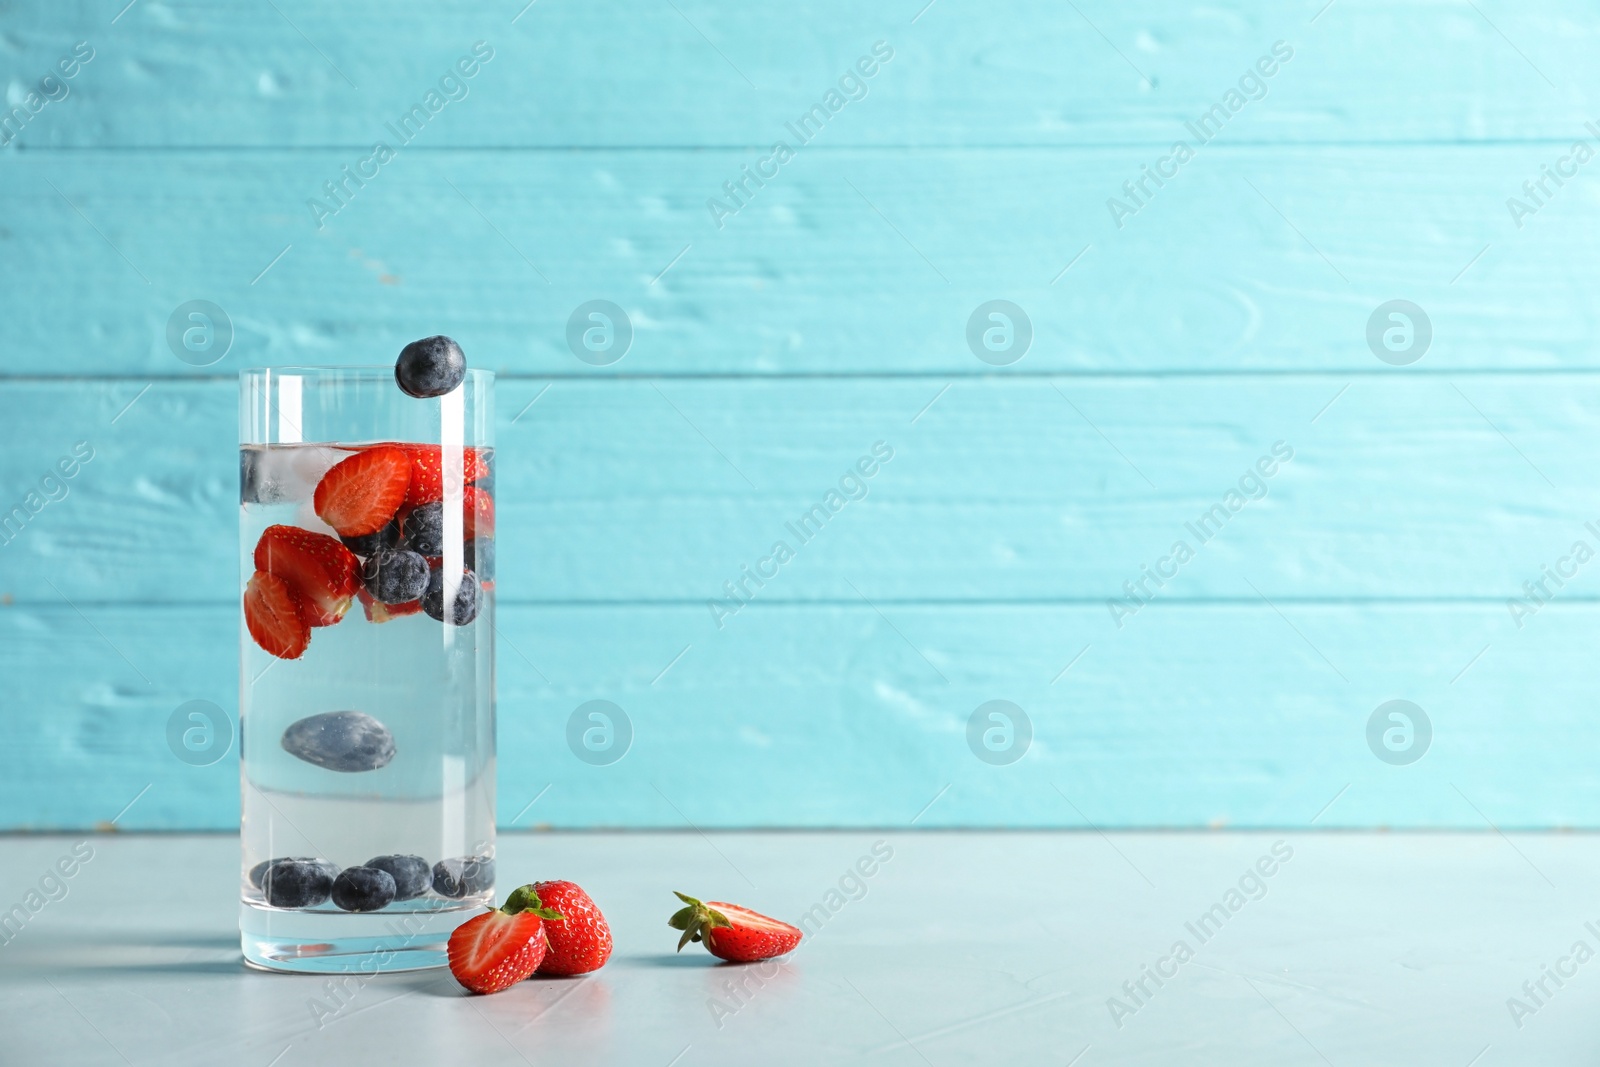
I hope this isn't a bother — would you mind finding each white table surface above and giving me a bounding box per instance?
[0,831,1588,1065]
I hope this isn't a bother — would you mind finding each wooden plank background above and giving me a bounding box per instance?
[0,0,1593,828]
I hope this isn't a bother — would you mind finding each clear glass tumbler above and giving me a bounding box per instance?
[238,367,495,973]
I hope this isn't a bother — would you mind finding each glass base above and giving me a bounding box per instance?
[240,899,483,974]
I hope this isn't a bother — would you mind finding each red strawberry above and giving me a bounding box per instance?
[668,893,802,963]
[402,445,491,507]
[314,447,412,537]
[243,570,310,659]
[531,881,612,976]
[448,886,564,995]
[356,588,422,624]
[253,525,361,627]
[463,486,495,539]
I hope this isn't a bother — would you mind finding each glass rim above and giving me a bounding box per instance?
[239,366,495,381]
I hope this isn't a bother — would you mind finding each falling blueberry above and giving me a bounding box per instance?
[365,854,433,901]
[464,538,494,581]
[261,858,337,908]
[341,520,401,557]
[281,711,396,773]
[363,548,430,604]
[331,867,398,912]
[403,502,445,556]
[395,336,466,399]
[422,566,481,626]
[432,856,495,899]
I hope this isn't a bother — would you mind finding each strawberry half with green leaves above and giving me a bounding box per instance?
[531,880,612,976]
[314,446,412,537]
[253,525,361,627]
[669,892,802,963]
[448,885,564,995]
[401,445,491,507]
[243,570,310,659]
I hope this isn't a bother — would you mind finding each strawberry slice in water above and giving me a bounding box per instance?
[314,447,412,537]
[254,525,361,627]
[243,570,310,659]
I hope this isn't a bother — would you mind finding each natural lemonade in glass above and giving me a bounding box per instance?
[238,349,495,973]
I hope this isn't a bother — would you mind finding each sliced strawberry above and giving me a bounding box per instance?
[531,881,612,977]
[448,886,564,995]
[358,588,423,624]
[253,525,361,627]
[314,447,412,537]
[243,570,310,659]
[402,445,491,507]
[463,486,495,539]
[669,892,802,963]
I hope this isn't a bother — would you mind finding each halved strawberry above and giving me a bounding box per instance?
[314,447,412,537]
[243,570,310,659]
[357,588,423,624]
[669,892,802,963]
[463,486,495,539]
[448,886,564,995]
[531,881,612,976]
[402,445,491,507]
[253,525,361,627]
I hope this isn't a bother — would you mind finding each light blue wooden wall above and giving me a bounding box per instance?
[2,1,1595,829]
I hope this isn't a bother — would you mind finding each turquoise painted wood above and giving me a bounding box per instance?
[1,1,1594,829]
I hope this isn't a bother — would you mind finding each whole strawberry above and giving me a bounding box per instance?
[668,892,802,963]
[448,885,563,995]
[531,880,613,976]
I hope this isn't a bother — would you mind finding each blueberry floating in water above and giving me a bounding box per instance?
[281,711,396,773]
[331,867,398,912]
[422,566,480,626]
[432,855,495,899]
[261,858,337,908]
[341,519,401,558]
[464,538,494,581]
[365,854,433,901]
[403,502,445,556]
[363,547,430,604]
[395,336,466,399]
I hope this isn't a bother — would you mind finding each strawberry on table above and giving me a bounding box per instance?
[448,885,565,995]
[668,892,802,963]
[530,881,612,976]
[243,570,310,659]
[314,446,412,537]
[253,525,362,627]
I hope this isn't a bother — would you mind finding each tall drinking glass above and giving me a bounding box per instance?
[238,367,495,973]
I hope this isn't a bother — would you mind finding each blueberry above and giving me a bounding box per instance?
[261,858,337,908]
[422,567,481,626]
[365,854,432,901]
[250,857,335,888]
[341,520,400,557]
[281,711,396,773]
[362,548,430,604]
[464,539,495,581]
[432,856,495,899]
[395,336,466,399]
[403,502,445,556]
[331,866,397,912]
